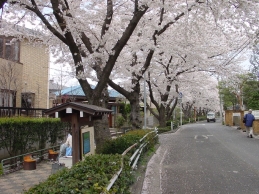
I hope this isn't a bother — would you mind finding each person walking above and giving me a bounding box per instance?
[243,109,255,138]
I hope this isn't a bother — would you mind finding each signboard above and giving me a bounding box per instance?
[81,126,95,159]
[82,131,90,154]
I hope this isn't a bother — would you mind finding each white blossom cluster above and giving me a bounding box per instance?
[1,0,259,111]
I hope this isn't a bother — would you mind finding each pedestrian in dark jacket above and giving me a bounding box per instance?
[244,109,255,138]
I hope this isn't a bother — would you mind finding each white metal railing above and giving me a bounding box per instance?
[105,127,158,192]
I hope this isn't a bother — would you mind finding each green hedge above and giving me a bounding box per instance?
[0,117,68,158]
[166,120,180,128]
[100,129,157,154]
[25,154,133,194]
[157,126,171,134]
[25,129,158,194]
[0,163,3,175]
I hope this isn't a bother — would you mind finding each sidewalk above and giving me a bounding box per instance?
[231,126,259,139]
[0,156,73,194]
[0,160,53,194]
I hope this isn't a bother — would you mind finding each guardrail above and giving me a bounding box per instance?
[105,127,158,192]
[1,145,60,175]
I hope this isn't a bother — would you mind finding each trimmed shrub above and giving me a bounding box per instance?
[100,129,154,154]
[0,163,3,175]
[22,129,158,194]
[0,117,68,158]
[157,126,171,134]
[166,120,179,128]
[25,154,133,194]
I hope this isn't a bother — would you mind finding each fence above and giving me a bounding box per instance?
[0,107,47,118]
[106,127,158,192]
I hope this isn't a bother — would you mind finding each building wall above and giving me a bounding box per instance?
[20,41,49,108]
[0,58,23,107]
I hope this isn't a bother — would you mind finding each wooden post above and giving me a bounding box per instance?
[71,113,80,165]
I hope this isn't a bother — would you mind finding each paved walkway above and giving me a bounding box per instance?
[0,160,54,194]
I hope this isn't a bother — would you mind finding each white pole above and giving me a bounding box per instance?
[180,102,182,126]
[144,72,147,129]
[220,94,224,124]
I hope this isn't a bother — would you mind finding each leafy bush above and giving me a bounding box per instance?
[115,115,125,129]
[100,129,153,154]
[0,117,68,157]
[25,130,158,194]
[166,120,179,128]
[24,129,158,194]
[157,126,171,134]
[0,163,3,175]
[25,154,133,194]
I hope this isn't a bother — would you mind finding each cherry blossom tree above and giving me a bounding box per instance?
[0,0,150,151]
[115,2,253,128]
[106,0,209,128]
[178,72,219,118]
[1,0,259,149]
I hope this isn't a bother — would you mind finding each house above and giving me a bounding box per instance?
[52,85,126,127]
[0,27,49,111]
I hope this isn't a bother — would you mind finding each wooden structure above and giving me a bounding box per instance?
[225,110,245,130]
[48,149,58,161]
[44,102,112,165]
[224,110,259,135]
[252,120,259,135]
[23,155,36,170]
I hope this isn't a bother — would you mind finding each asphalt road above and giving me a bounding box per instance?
[142,121,259,194]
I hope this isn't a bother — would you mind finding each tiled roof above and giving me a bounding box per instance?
[44,102,112,115]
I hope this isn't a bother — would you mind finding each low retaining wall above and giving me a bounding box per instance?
[225,110,259,135]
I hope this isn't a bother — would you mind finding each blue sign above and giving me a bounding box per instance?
[83,132,90,154]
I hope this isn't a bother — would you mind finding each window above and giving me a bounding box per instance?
[0,89,16,107]
[21,93,35,108]
[0,37,20,62]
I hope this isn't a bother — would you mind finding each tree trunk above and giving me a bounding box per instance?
[129,96,142,129]
[94,115,111,153]
[158,106,167,127]
[87,85,111,153]
[108,79,143,129]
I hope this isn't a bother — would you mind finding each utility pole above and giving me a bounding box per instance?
[143,72,147,129]
[179,92,183,126]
